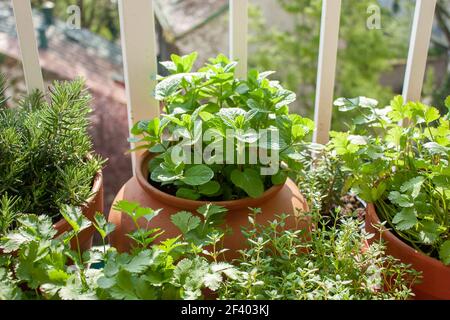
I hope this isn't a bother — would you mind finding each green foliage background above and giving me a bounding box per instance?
[248,0,417,129]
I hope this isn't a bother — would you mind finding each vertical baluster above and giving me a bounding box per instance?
[229,0,248,79]
[11,0,44,93]
[402,0,437,104]
[312,0,342,145]
[118,0,159,172]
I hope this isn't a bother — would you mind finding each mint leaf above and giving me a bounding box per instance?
[230,168,264,198]
[154,73,202,100]
[271,170,287,185]
[151,166,182,183]
[182,165,214,186]
[176,188,201,200]
[198,181,220,195]
[171,211,201,234]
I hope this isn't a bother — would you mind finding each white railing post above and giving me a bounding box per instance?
[11,0,45,93]
[312,0,342,145]
[118,0,159,173]
[402,0,437,104]
[229,0,248,79]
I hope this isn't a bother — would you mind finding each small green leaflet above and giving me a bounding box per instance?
[59,205,91,233]
[392,207,417,231]
[400,176,425,199]
[123,250,152,273]
[203,272,222,291]
[439,240,450,265]
[197,204,227,221]
[424,106,440,124]
[388,191,413,208]
[418,220,441,244]
[93,212,116,240]
[445,96,450,120]
[171,211,201,234]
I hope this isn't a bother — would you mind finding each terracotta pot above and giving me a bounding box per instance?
[54,169,104,251]
[365,203,450,300]
[108,152,311,258]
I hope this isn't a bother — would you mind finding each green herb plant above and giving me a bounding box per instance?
[0,77,104,225]
[0,201,237,300]
[131,52,314,201]
[329,95,450,264]
[218,210,420,300]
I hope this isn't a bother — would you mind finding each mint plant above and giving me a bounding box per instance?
[330,95,450,264]
[131,52,314,200]
[0,77,104,225]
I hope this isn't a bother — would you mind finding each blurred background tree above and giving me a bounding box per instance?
[248,0,415,126]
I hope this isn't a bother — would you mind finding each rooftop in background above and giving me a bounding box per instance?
[0,0,129,103]
[0,1,123,65]
[154,0,227,41]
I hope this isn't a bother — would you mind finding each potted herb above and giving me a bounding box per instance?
[329,95,450,299]
[0,77,104,250]
[108,53,312,254]
[218,211,419,300]
[0,202,237,300]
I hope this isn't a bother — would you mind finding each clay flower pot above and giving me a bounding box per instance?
[54,169,104,251]
[108,151,311,257]
[365,203,450,300]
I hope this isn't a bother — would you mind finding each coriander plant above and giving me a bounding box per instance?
[0,76,104,228]
[131,52,314,200]
[0,202,237,300]
[329,95,450,264]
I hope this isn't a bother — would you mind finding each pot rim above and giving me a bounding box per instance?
[53,167,103,230]
[135,151,285,210]
[367,203,450,270]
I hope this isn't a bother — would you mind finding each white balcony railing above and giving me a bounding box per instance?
[10,0,438,170]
